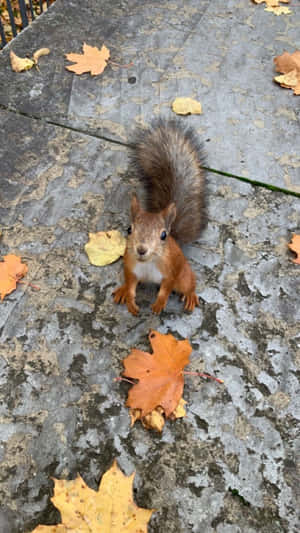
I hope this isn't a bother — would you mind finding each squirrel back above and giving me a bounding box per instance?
[130,118,206,243]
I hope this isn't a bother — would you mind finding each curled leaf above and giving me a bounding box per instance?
[33,47,50,64]
[130,396,187,432]
[10,50,34,72]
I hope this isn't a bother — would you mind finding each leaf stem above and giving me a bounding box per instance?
[182,371,224,384]
[108,60,134,69]
[114,376,136,385]
[18,280,40,291]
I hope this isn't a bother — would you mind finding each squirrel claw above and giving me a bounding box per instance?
[127,301,139,316]
[113,286,127,305]
[113,286,139,315]
[151,299,166,314]
[183,293,199,312]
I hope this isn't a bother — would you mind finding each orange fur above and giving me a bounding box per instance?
[113,118,205,315]
[113,232,199,315]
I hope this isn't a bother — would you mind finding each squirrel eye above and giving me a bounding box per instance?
[160,230,167,241]
[127,226,132,235]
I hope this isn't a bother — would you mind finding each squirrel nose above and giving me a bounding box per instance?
[137,245,147,256]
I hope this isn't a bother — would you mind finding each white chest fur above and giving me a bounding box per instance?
[133,260,163,284]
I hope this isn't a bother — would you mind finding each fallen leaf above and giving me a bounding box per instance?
[10,47,50,72]
[0,254,28,301]
[274,51,300,94]
[33,47,50,63]
[288,234,300,264]
[130,407,163,432]
[130,397,187,432]
[10,50,34,72]
[170,397,187,419]
[172,97,202,115]
[85,230,126,266]
[31,460,154,532]
[123,330,192,417]
[252,0,290,5]
[252,0,291,15]
[274,70,298,88]
[265,5,291,14]
[65,42,110,75]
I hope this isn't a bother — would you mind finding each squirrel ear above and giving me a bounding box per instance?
[131,194,140,220]
[163,202,176,231]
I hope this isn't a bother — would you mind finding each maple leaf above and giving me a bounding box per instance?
[0,254,28,301]
[123,330,192,417]
[31,460,154,532]
[274,51,300,95]
[288,234,300,264]
[85,230,126,266]
[65,42,110,75]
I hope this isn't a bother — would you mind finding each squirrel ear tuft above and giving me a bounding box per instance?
[163,202,176,231]
[131,194,140,220]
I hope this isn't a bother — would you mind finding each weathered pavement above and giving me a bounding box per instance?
[0,0,299,531]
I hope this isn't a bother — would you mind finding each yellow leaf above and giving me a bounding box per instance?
[141,406,165,432]
[253,0,290,5]
[274,70,298,87]
[33,48,50,64]
[171,397,187,419]
[10,50,34,72]
[265,5,291,14]
[172,97,202,115]
[31,460,154,532]
[130,398,187,432]
[85,230,126,266]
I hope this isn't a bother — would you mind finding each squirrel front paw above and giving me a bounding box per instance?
[183,292,199,312]
[151,297,167,315]
[113,286,139,316]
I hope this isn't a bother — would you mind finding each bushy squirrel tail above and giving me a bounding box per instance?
[130,118,206,243]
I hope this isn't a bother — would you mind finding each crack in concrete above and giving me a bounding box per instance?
[1,103,299,198]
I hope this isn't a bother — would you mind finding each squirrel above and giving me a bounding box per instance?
[113,117,206,316]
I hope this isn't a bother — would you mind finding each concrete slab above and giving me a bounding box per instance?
[0,109,299,532]
[0,0,299,191]
[0,0,300,532]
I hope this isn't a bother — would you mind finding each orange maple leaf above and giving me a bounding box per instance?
[65,42,110,75]
[0,254,28,301]
[288,234,300,264]
[123,330,192,417]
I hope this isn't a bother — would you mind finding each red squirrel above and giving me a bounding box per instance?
[113,118,206,315]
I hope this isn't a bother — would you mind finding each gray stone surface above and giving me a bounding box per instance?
[0,0,299,190]
[0,1,300,532]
